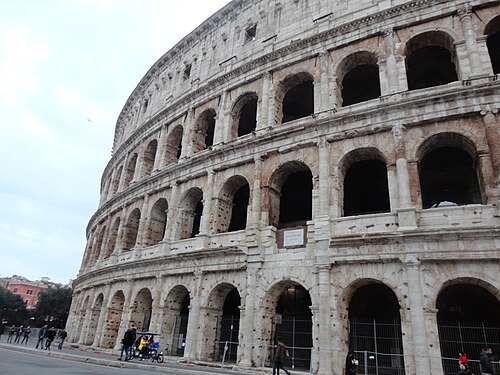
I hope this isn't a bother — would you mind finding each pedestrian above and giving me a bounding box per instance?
[57,329,67,350]
[118,324,136,361]
[36,325,47,349]
[346,351,358,375]
[21,326,31,345]
[272,337,291,375]
[138,335,149,361]
[6,325,15,343]
[479,347,493,375]
[14,325,23,344]
[0,323,4,341]
[44,327,56,350]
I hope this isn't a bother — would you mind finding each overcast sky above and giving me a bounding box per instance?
[0,0,231,284]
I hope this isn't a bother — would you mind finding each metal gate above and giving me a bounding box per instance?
[213,315,240,363]
[349,318,405,375]
[274,316,313,370]
[438,320,500,375]
[169,314,188,356]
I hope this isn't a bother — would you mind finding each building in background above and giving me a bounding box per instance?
[66,1,500,375]
[5,275,55,309]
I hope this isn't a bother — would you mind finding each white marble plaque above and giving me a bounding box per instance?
[283,228,304,247]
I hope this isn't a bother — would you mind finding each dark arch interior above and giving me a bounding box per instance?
[190,199,203,238]
[279,170,313,227]
[419,147,481,209]
[228,183,249,232]
[487,31,500,74]
[282,80,314,123]
[238,98,257,136]
[349,284,401,320]
[218,288,241,363]
[205,117,216,148]
[343,159,390,216]
[407,46,458,90]
[342,64,381,106]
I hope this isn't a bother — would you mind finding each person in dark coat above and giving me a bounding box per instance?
[346,352,358,375]
[272,337,291,375]
[36,325,47,349]
[21,326,31,345]
[14,325,23,344]
[0,323,4,341]
[119,325,136,361]
[44,327,56,350]
[6,325,15,343]
[480,347,493,375]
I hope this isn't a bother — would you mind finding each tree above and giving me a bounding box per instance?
[0,286,28,326]
[33,286,72,328]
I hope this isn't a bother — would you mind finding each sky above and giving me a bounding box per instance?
[0,0,232,284]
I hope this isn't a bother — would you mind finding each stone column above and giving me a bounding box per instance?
[258,73,272,129]
[184,271,203,359]
[482,110,500,188]
[134,195,150,248]
[318,52,331,113]
[115,282,135,350]
[393,123,411,208]
[92,283,112,347]
[317,265,333,375]
[403,256,431,375]
[383,28,400,93]
[200,171,215,236]
[387,163,399,210]
[238,267,259,367]
[153,124,168,171]
[318,139,330,216]
[458,5,483,76]
[149,276,164,334]
[182,109,196,157]
[215,90,230,144]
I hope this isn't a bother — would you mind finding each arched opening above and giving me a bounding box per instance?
[143,139,158,177]
[232,93,258,138]
[101,291,125,349]
[123,208,141,250]
[91,226,106,263]
[165,125,183,164]
[201,284,241,363]
[146,198,168,246]
[485,16,500,74]
[276,73,314,124]
[339,52,381,106]
[262,281,312,370]
[269,162,313,229]
[342,152,390,216]
[179,188,204,240]
[162,286,190,357]
[77,296,90,343]
[130,288,153,332]
[406,31,458,90]
[193,109,216,153]
[215,176,250,233]
[84,294,103,345]
[418,134,482,208]
[348,283,405,375]
[111,166,122,194]
[104,217,120,258]
[124,153,138,187]
[436,281,500,375]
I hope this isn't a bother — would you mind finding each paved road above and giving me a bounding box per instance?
[0,346,258,375]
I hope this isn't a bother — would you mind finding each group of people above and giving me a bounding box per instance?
[458,347,495,375]
[5,325,31,345]
[118,324,160,362]
[0,324,67,351]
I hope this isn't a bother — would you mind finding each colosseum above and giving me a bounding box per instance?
[66,0,500,374]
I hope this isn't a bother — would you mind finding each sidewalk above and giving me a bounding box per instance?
[0,341,263,374]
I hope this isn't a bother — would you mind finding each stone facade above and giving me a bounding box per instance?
[67,1,500,374]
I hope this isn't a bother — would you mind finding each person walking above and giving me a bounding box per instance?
[44,327,56,350]
[0,323,4,342]
[272,337,291,375]
[480,347,493,375]
[14,325,23,344]
[57,330,67,350]
[6,325,15,343]
[21,326,31,345]
[346,352,358,375]
[118,325,136,361]
[36,325,47,349]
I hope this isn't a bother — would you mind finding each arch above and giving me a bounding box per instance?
[214,175,250,233]
[338,51,381,106]
[231,92,258,138]
[276,72,314,124]
[123,153,138,187]
[84,293,104,345]
[162,285,190,356]
[193,108,217,153]
[436,279,500,375]
[260,280,313,370]
[101,290,125,349]
[178,187,203,240]
[268,161,313,228]
[77,295,91,343]
[143,139,158,177]
[122,208,141,250]
[405,31,458,90]
[164,125,183,164]
[201,283,241,363]
[417,133,482,208]
[131,288,153,332]
[104,217,120,258]
[146,198,168,246]
[111,165,122,194]
[339,147,390,216]
[91,226,106,263]
[347,281,406,375]
[485,16,500,74]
